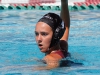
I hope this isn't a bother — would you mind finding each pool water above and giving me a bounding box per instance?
[0,10,100,75]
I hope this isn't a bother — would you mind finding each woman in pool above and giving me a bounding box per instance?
[35,0,70,69]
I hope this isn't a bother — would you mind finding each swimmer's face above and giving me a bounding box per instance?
[35,22,53,53]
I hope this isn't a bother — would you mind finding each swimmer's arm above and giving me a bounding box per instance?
[35,54,62,70]
[60,0,70,41]
[43,55,60,69]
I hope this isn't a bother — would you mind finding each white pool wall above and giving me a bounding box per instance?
[0,0,86,6]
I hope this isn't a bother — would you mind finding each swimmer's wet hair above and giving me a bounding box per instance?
[38,12,65,48]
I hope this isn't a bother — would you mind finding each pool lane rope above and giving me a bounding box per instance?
[0,4,100,11]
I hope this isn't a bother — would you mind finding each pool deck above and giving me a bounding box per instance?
[42,0,85,6]
[0,0,86,7]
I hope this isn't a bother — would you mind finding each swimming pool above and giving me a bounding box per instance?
[0,9,100,75]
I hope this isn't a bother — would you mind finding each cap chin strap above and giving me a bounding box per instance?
[45,48,51,55]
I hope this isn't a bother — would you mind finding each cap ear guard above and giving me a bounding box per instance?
[54,21,65,40]
[54,26,63,40]
[49,26,62,48]
[52,25,65,45]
